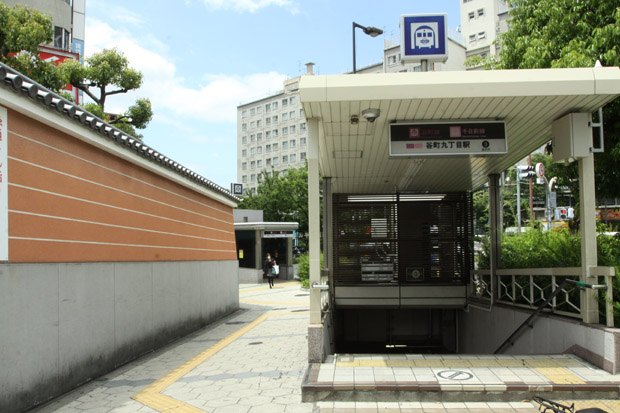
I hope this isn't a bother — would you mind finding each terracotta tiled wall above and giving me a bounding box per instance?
[7,109,236,262]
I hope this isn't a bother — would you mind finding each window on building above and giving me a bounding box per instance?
[282,141,288,149]
[290,139,296,148]
[290,96,296,105]
[478,32,486,39]
[251,174,256,182]
[273,129,278,137]
[290,125,296,133]
[468,11,475,20]
[290,111,295,119]
[266,144,271,152]
[266,158,271,166]
[54,26,71,49]
[256,106,262,114]
[250,161,256,169]
[478,8,485,16]
[300,122,306,131]
[265,131,271,139]
[273,143,278,151]
[300,109,304,117]
[257,132,262,142]
[242,149,247,157]
[250,121,256,129]
[242,162,247,170]
[300,137,307,146]
[272,115,278,123]
[469,34,476,43]
[388,55,398,65]
[290,153,296,163]
[257,146,262,154]
[250,134,256,142]
[282,155,288,164]
[282,112,288,121]
[266,117,271,125]
[300,152,306,160]
[250,147,256,155]
[242,123,247,131]
[283,127,288,135]
[256,120,262,128]
[250,108,255,116]
[273,157,279,165]
[273,101,278,109]
[242,175,247,183]
[282,98,288,107]
[257,173,263,183]
[242,110,247,118]
[265,103,271,112]
[242,136,247,144]
[257,160,262,168]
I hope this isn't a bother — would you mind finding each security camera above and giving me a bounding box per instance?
[361,108,380,123]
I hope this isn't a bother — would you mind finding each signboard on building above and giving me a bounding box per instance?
[39,46,81,102]
[0,107,8,260]
[389,121,507,157]
[400,14,448,63]
[231,183,243,196]
[263,230,295,238]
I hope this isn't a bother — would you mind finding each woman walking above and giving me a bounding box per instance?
[263,252,275,288]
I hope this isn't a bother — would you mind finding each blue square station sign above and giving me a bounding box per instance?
[400,14,448,63]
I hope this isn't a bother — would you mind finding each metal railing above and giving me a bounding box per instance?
[470,267,615,327]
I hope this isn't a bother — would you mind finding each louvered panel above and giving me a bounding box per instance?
[332,193,472,286]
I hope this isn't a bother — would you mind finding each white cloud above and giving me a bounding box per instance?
[201,0,299,13]
[85,18,286,123]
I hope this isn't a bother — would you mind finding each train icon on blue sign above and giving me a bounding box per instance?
[414,25,437,49]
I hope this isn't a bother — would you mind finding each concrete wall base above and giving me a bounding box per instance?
[460,304,620,374]
[238,265,295,284]
[308,324,325,363]
[0,260,239,412]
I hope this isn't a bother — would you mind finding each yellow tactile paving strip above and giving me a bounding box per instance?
[536,367,585,385]
[132,311,309,412]
[562,399,620,411]
[336,358,586,371]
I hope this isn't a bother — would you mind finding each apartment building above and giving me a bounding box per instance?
[460,0,510,60]
[237,66,311,194]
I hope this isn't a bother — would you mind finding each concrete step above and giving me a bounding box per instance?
[301,354,620,403]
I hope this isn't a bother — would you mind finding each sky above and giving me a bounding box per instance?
[85,0,462,190]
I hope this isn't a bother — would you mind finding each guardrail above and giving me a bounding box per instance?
[470,267,615,327]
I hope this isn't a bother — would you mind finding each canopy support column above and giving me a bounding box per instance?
[579,153,599,324]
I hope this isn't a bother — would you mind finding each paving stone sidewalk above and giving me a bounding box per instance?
[32,279,618,413]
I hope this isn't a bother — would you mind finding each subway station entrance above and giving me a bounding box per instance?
[299,67,620,402]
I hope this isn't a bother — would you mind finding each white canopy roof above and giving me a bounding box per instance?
[299,67,620,194]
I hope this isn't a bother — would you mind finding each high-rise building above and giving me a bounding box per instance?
[236,64,312,195]
[460,0,510,61]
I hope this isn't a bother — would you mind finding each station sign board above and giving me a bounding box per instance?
[400,14,448,63]
[389,121,507,157]
[263,230,295,238]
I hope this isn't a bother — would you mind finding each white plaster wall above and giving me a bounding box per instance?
[0,260,239,412]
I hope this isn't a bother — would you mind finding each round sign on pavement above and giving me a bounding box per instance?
[436,370,474,381]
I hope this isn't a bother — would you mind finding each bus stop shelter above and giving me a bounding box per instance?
[299,67,620,363]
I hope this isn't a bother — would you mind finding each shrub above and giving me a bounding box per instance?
[297,252,323,289]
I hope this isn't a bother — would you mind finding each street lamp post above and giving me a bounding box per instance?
[352,22,383,74]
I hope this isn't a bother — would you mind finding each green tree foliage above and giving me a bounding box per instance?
[497,0,620,199]
[238,164,310,236]
[0,4,66,91]
[61,49,153,138]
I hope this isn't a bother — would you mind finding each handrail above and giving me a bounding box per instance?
[495,279,609,354]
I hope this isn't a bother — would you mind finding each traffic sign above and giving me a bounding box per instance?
[536,163,545,178]
[400,14,448,63]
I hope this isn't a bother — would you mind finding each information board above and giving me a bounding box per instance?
[389,121,507,157]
